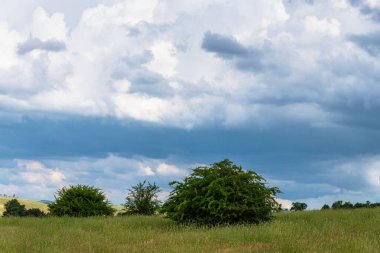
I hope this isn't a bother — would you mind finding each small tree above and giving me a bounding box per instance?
[3,199,27,217]
[321,204,330,210]
[124,181,161,215]
[161,159,280,225]
[332,200,343,209]
[341,201,354,209]
[48,185,115,217]
[290,202,307,211]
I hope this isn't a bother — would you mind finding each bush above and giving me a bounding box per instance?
[124,181,161,215]
[332,200,343,209]
[25,208,46,217]
[161,159,280,226]
[48,185,115,217]
[290,202,307,211]
[321,204,330,210]
[2,199,27,217]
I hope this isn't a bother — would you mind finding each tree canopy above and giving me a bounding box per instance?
[124,181,161,215]
[48,185,115,217]
[161,159,280,225]
[2,199,27,217]
[290,202,307,211]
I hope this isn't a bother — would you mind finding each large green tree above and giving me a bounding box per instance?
[161,159,280,225]
[48,185,115,217]
[124,181,161,215]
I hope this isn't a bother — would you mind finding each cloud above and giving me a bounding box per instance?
[202,31,249,58]
[156,163,186,176]
[348,0,380,22]
[14,160,65,185]
[201,31,263,71]
[0,154,192,203]
[17,38,66,55]
[349,32,380,56]
[1,0,380,206]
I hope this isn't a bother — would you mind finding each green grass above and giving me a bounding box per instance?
[0,197,48,214]
[0,209,379,252]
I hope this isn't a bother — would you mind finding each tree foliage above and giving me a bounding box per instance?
[161,159,280,226]
[328,200,379,210]
[2,199,46,217]
[321,204,330,210]
[25,208,46,217]
[290,202,307,211]
[48,185,115,217]
[332,200,343,209]
[124,181,161,215]
[2,199,27,217]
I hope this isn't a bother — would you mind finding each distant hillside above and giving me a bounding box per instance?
[1,197,124,216]
[0,197,48,215]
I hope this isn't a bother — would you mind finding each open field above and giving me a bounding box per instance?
[0,197,48,214]
[0,209,379,253]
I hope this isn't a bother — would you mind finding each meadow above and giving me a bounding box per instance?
[0,208,379,253]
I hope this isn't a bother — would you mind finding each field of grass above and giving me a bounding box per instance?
[0,197,48,214]
[0,208,379,253]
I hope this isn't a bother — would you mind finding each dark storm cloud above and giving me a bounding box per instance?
[348,0,380,22]
[201,31,263,71]
[202,31,249,58]
[17,38,66,55]
[1,115,380,201]
[349,32,380,56]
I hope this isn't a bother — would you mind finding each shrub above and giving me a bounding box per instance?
[2,199,27,217]
[290,202,307,211]
[332,200,343,209]
[48,185,115,217]
[161,159,280,226]
[321,204,330,210]
[25,208,46,217]
[124,181,161,215]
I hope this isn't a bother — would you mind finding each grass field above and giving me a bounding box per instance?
[0,197,48,214]
[0,208,379,253]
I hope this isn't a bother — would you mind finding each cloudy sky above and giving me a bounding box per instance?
[1,0,380,209]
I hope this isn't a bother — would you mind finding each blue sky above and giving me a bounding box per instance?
[1,0,380,209]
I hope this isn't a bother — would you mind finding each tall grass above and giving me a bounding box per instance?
[0,208,379,252]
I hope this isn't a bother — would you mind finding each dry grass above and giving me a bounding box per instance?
[0,197,48,214]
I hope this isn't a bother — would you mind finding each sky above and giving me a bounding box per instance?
[1,0,380,209]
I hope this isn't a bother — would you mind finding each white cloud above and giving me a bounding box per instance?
[156,163,186,176]
[139,164,155,176]
[334,155,380,192]
[304,16,341,36]
[276,198,292,210]
[0,23,22,68]
[14,160,66,185]
[31,7,68,41]
[145,40,178,78]
[0,0,379,130]
[0,154,191,203]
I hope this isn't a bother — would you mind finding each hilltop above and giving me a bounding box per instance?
[0,197,124,216]
[0,197,48,215]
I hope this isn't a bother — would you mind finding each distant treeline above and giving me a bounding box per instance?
[322,201,380,210]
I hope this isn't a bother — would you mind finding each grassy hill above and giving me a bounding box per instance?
[0,197,125,216]
[0,197,48,215]
[0,208,379,252]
